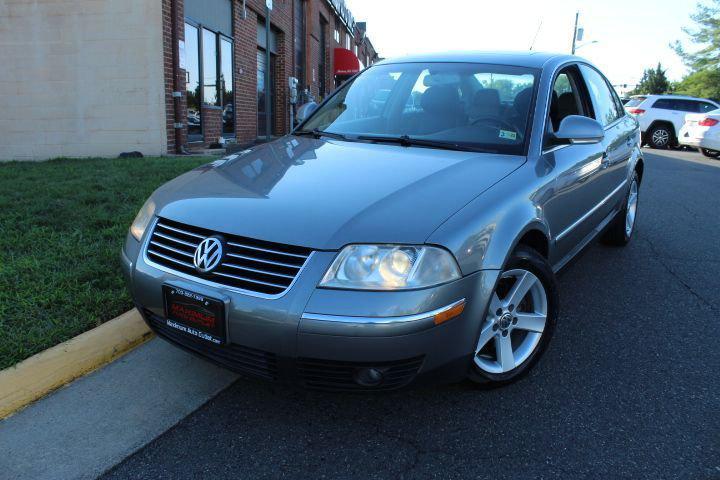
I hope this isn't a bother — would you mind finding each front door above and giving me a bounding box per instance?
[541,66,609,265]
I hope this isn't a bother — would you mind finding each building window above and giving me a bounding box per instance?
[184,20,234,140]
[184,23,202,142]
[257,49,275,138]
[334,19,340,43]
[202,28,218,106]
[220,37,233,135]
[294,0,306,87]
[345,31,351,50]
[319,17,328,98]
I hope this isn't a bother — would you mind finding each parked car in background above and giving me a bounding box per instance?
[123,52,643,390]
[625,94,719,149]
[679,109,720,158]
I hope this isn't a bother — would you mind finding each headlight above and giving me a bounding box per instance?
[319,245,461,290]
[129,198,155,241]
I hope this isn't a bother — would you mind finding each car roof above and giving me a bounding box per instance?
[374,51,578,69]
[632,94,718,103]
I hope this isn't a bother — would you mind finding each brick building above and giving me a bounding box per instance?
[0,0,379,160]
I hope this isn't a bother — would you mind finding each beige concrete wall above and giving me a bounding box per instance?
[0,0,167,160]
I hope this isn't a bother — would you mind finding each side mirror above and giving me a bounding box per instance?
[295,102,318,126]
[553,115,604,145]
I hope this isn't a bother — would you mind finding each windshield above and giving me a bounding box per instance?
[297,62,539,155]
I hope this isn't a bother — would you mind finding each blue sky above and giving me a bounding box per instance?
[346,0,700,91]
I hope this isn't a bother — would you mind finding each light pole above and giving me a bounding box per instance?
[571,11,579,54]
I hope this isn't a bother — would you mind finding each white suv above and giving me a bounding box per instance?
[625,94,719,148]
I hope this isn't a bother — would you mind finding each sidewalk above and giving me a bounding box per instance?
[0,338,237,480]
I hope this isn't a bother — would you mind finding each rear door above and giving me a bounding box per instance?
[578,64,632,219]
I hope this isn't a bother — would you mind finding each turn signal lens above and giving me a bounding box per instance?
[433,300,466,325]
[130,198,155,241]
[699,118,719,127]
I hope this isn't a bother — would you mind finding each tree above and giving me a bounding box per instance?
[672,0,720,71]
[673,69,720,101]
[630,63,671,95]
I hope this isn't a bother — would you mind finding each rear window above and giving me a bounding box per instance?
[625,97,646,107]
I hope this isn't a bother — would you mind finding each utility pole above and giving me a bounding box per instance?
[265,1,272,139]
[571,11,579,54]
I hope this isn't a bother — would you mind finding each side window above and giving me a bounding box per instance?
[699,102,717,113]
[674,100,697,112]
[579,65,621,127]
[548,68,586,133]
[652,99,672,110]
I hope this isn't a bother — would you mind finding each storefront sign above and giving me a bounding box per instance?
[329,0,354,30]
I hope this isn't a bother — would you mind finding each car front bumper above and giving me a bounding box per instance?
[121,239,499,391]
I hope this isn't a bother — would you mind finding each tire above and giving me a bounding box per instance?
[602,171,640,246]
[468,246,559,387]
[700,148,720,158]
[648,124,674,149]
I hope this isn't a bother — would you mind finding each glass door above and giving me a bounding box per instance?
[220,37,234,136]
[184,23,202,142]
[257,49,275,138]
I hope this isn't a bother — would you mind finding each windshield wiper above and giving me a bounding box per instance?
[356,134,497,153]
[294,129,349,141]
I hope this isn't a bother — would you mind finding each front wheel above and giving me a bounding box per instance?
[700,148,720,158]
[468,246,559,387]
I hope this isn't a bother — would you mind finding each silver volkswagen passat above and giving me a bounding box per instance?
[122,52,642,390]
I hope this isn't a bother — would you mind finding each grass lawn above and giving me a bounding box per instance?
[0,156,213,370]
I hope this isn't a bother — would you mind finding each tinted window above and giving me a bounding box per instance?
[579,65,621,126]
[299,62,539,155]
[652,98,673,110]
[625,97,646,107]
[699,102,717,113]
[675,100,700,112]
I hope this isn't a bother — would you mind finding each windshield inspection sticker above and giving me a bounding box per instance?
[499,130,517,140]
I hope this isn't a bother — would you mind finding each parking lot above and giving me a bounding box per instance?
[94,148,720,479]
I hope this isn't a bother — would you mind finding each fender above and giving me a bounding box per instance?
[426,167,554,275]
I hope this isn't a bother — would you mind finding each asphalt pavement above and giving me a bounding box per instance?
[100,149,720,480]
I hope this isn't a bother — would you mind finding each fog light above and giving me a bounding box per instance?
[353,367,385,386]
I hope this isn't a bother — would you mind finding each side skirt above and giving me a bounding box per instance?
[551,207,619,274]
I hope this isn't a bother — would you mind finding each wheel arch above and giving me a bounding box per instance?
[646,120,677,142]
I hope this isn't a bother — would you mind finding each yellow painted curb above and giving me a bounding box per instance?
[0,308,153,419]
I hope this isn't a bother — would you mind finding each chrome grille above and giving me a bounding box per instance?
[145,218,312,296]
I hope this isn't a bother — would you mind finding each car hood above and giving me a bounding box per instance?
[152,136,524,250]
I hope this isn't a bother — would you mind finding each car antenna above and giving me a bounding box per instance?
[529,20,542,50]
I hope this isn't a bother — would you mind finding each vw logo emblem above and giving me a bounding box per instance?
[193,237,224,273]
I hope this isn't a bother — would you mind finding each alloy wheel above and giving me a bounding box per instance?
[625,179,639,236]
[474,269,548,374]
[652,128,670,147]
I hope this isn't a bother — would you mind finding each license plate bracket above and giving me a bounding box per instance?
[162,285,226,345]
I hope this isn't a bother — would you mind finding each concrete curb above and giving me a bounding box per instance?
[0,309,153,419]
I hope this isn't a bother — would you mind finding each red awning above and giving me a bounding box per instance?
[333,48,360,76]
